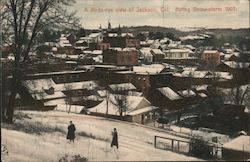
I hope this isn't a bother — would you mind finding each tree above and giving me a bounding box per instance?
[1,0,80,123]
[77,27,86,38]
[136,33,146,41]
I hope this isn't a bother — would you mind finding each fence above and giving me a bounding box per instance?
[154,135,223,159]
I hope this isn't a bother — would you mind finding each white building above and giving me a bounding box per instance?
[164,48,194,59]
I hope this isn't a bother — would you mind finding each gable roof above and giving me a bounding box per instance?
[109,83,136,92]
[157,87,182,100]
[89,94,151,116]
[223,61,250,69]
[177,89,196,98]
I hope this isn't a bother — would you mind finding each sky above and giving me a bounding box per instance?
[70,0,249,29]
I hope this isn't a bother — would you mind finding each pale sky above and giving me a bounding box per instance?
[70,0,249,29]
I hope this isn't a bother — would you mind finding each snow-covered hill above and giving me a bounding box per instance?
[1,111,202,161]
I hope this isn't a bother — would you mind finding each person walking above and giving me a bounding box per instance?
[67,121,76,142]
[111,128,118,149]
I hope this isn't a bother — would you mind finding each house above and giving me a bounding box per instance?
[109,83,137,94]
[103,35,126,48]
[140,48,153,63]
[151,49,165,62]
[112,64,173,96]
[222,135,250,161]
[97,42,110,50]
[75,37,92,48]
[163,48,198,66]
[21,78,65,102]
[88,32,103,43]
[88,94,159,124]
[126,38,140,48]
[164,49,193,59]
[103,48,138,66]
[149,87,183,111]
[216,61,250,84]
[201,50,221,67]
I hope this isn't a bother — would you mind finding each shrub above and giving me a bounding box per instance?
[189,137,213,158]
[12,121,65,135]
[58,154,88,162]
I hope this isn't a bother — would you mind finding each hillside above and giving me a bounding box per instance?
[86,26,250,38]
[1,111,202,162]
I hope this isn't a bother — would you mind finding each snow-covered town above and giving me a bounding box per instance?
[1,0,250,161]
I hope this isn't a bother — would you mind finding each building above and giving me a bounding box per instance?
[88,32,103,43]
[139,48,153,63]
[151,49,165,62]
[103,49,138,66]
[222,135,250,161]
[126,39,140,48]
[164,49,193,60]
[202,50,221,67]
[88,94,158,124]
[97,42,110,50]
[149,87,183,111]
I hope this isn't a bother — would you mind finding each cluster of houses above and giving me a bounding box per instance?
[3,23,249,126]
[2,22,250,161]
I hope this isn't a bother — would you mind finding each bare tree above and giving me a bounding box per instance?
[1,0,80,123]
[64,83,73,113]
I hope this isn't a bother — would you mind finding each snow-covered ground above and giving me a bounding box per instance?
[1,111,202,162]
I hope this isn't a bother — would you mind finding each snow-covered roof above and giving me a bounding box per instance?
[191,85,208,91]
[146,40,155,44]
[128,106,158,116]
[26,70,87,77]
[177,89,196,98]
[21,79,66,100]
[54,81,98,91]
[92,55,103,63]
[198,93,207,98]
[109,83,136,92]
[81,95,103,101]
[203,50,218,54]
[22,78,56,93]
[32,91,65,100]
[140,48,152,56]
[89,95,151,116]
[108,33,118,37]
[180,35,205,41]
[165,48,193,53]
[79,37,92,40]
[157,87,182,100]
[181,71,208,78]
[92,50,103,55]
[89,33,102,38]
[214,72,233,80]
[128,91,143,96]
[223,61,250,69]
[97,90,107,97]
[151,49,164,55]
[167,43,178,48]
[121,33,133,37]
[184,45,196,50]
[223,135,250,152]
[44,99,85,113]
[66,55,79,59]
[133,64,165,74]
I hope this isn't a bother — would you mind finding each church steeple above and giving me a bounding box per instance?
[108,18,111,32]
[118,24,121,36]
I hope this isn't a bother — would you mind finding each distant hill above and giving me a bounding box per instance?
[85,26,250,39]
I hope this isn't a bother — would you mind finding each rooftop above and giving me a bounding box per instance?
[223,135,250,153]
[157,87,182,100]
